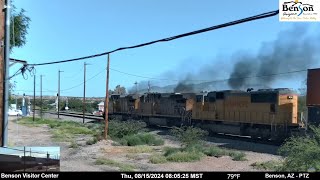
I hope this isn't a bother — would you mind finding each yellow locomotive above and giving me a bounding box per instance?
[108,88,299,141]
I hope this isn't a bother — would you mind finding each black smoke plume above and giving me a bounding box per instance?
[129,25,320,93]
[228,25,320,89]
[174,82,194,93]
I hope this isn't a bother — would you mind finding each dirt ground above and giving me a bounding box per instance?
[8,115,281,171]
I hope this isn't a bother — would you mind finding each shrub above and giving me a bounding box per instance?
[69,141,79,148]
[108,120,146,138]
[203,146,227,157]
[122,133,164,146]
[128,145,154,153]
[86,138,98,145]
[170,126,208,147]
[150,154,167,164]
[125,135,144,146]
[95,158,135,171]
[278,126,320,171]
[229,152,246,161]
[251,161,282,171]
[166,151,204,162]
[163,147,181,156]
[135,133,164,146]
[184,143,206,153]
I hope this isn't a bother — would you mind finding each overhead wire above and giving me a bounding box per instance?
[60,67,106,92]
[12,68,308,94]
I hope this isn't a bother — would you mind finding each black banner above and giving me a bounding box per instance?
[0,172,320,180]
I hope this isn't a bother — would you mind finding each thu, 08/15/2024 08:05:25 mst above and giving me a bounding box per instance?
[121,172,204,179]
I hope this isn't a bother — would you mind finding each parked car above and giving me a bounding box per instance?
[8,109,23,116]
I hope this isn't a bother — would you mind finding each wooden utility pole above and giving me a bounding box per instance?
[33,75,36,121]
[0,0,5,147]
[40,75,43,118]
[104,54,110,140]
[23,146,26,172]
[57,70,63,119]
[134,81,138,94]
[1,0,10,147]
[83,62,90,124]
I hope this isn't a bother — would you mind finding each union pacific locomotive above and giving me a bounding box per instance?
[107,88,300,141]
[106,68,320,141]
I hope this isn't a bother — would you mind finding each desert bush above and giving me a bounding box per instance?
[166,151,204,162]
[170,126,208,147]
[278,126,320,171]
[122,133,164,146]
[108,120,146,138]
[149,154,168,164]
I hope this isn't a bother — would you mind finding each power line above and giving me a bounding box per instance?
[22,10,279,66]
[63,67,84,79]
[60,68,106,92]
[11,68,308,94]
[110,68,181,82]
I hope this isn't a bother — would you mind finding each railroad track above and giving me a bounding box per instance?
[47,111,103,121]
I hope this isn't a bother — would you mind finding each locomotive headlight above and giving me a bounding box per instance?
[287,96,293,99]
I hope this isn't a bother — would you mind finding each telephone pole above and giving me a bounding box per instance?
[33,75,36,121]
[134,81,138,94]
[83,62,90,123]
[40,75,43,118]
[58,70,63,119]
[1,0,11,147]
[104,54,110,140]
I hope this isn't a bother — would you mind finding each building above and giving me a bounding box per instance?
[98,102,104,111]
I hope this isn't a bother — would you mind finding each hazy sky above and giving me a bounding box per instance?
[0,147,60,159]
[10,0,319,97]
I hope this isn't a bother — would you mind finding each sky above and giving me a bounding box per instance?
[9,0,320,97]
[0,146,60,159]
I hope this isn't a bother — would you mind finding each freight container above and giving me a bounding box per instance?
[307,68,320,106]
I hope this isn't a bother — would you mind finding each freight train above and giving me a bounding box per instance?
[105,68,320,141]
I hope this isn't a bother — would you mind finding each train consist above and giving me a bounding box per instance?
[106,68,320,141]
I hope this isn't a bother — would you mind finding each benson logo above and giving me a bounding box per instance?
[279,0,320,21]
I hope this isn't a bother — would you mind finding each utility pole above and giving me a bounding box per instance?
[104,54,110,140]
[40,75,43,118]
[58,70,63,119]
[33,75,36,121]
[23,146,26,172]
[134,81,138,94]
[1,0,11,147]
[148,81,150,93]
[83,62,90,124]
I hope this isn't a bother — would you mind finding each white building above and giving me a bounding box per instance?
[98,102,104,111]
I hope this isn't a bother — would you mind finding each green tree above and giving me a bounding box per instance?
[10,1,31,51]
[9,1,31,102]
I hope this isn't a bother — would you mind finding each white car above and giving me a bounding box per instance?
[8,109,23,116]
